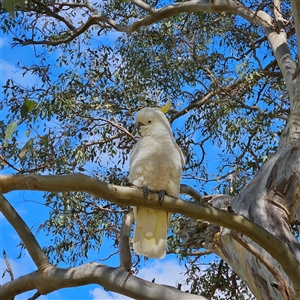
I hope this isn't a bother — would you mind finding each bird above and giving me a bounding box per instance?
[128,101,184,259]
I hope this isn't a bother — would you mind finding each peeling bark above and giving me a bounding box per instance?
[207,142,300,299]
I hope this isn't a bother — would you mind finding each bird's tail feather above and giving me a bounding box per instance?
[133,207,171,259]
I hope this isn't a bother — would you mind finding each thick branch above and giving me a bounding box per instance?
[131,0,155,13]
[262,1,296,108]
[0,173,299,296]
[83,0,275,33]
[291,0,300,63]
[19,0,274,46]
[0,263,208,300]
[0,194,49,269]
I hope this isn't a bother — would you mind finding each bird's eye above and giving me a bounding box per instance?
[148,120,152,124]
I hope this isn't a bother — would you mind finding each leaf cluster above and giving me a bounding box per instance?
[1,0,292,257]
[0,1,296,297]
[37,191,126,265]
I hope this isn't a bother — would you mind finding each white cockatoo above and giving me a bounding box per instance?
[128,101,184,259]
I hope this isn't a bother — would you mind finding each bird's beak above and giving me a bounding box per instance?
[134,122,142,130]
[135,122,144,136]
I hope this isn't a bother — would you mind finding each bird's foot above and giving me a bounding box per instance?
[142,186,149,198]
[158,190,166,206]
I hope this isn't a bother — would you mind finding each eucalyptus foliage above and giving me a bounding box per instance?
[0,0,296,298]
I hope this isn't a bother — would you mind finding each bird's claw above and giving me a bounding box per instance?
[142,186,149,198]
[158,190,166,206]
[142,187,166,205]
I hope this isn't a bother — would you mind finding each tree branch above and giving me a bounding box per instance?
[291,0,300,66]
[262,4,296,108]
[0,154,21,173]
[119,210,134,271]
[31,0,77,32]
[96,117,136,142]
[209,259,223,298]
[131,0,156,14]
[0,262,208,300]
[18,0,274,46]
[28,291,41,300]
[0,173,299,296]
[88,0,275,33]
[170,69,279,123]
[180,183,205,202]
[273,0,286,32]
[0,194,49,269]
[0,190,206,300]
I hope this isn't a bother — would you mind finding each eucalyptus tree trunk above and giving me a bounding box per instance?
[190,1,300,299]
[206,140,300,300]
[1,1,300,300]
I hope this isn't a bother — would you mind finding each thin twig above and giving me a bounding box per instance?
[97,117,136,142]
[0,154,21,172]
[98,250,119,262]
[31,0,77,32]
[3,250,14,280]
[167,249,213,257]
[209,259,223,297]
[27,291,41,300]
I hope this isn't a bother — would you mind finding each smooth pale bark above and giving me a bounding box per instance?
[291,0,300,61]
[107,0,273,33]
[0,263,208,300]
[0,194,50,268]
[209,143,300,300]
[119,211,134,271]
[24,0,274,46]
[223,2,300,297]
[0,195,207,300]
[1,173,300,298]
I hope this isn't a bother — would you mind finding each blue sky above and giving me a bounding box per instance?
[0,29,218,299]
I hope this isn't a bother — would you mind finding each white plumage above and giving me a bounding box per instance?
[128,102,184,259]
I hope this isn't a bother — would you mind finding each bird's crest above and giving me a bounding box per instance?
[159,98,171,114]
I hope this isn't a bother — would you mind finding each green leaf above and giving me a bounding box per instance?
[19,138,34,159]
[4,121,17,147]
[40,134,49,147]
[25,129,31,138]
[19,145,27,159]
[2,0,26,18]
[21,99,37,118]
